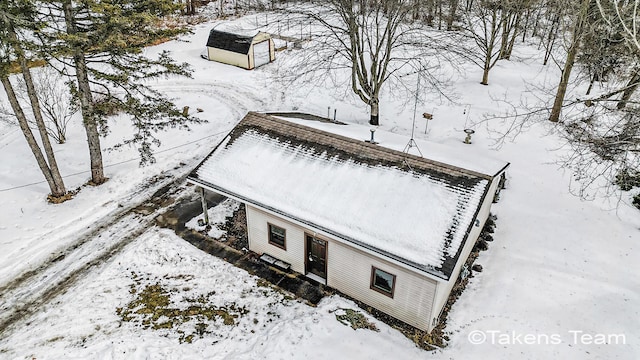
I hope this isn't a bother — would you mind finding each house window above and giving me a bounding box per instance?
[268,223,286,250]
[370,267,396,298]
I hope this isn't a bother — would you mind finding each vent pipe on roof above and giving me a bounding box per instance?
[365,127,378,144]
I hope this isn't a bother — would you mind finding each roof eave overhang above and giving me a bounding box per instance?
[187,176,450,283]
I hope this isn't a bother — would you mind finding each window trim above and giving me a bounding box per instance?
[267,223,286,250]
[370,266,396,298]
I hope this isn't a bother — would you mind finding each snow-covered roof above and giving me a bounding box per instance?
[268,112,508,177]
[189,112,505,280]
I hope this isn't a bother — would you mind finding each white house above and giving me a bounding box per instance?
[204,29,274,70]
[187,112,509,332]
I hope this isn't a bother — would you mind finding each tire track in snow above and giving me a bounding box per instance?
[0,80,265,336]
[0,172,191,337]
[152,81,268,120]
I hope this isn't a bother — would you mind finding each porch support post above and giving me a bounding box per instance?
[200,186,209,225]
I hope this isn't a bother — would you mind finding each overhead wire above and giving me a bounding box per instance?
[0,128,232,192]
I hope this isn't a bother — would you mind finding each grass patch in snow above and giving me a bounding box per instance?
[116,271,249,344]
[334,308,379,332]
[47,336,64,343]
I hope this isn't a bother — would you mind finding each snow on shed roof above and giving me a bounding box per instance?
[189,112,497,280]
[206,29,254,54]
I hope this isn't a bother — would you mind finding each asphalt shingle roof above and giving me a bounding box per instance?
[189,112,496,280]
[206,30,253,54]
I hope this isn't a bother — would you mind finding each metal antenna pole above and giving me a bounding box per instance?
[403,75,423,157]
[411,76,419,139]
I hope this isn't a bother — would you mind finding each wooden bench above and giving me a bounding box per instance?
[259,253,291,271]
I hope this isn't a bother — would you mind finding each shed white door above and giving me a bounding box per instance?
[253,40,271,68]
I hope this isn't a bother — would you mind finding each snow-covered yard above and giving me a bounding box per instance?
[0,11,639,360]
[0,228,423,359]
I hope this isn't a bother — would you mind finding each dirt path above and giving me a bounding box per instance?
[0,172,195,337]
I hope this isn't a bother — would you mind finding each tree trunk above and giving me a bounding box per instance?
[480,9,498,85]
[426,0,434,26]
[1,76,66,197]
[617,69,640,109]
[543,33,556,65]
[504,13,520,59]
[549,0,590,123]
[481,66,490,85]
[499,12,510,59]
[586,73,596,95]
[187,0,197,15]
[447,0,459,30]
[62,0,107,185]
[437,0,443,30]
[500,10,521,60]
[369,99,379,125]
[532,7,541,37]
[521,8,530,42]
[7,25,66,196]
[543,15,559,65]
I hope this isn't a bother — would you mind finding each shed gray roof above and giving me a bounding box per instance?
[188,112,500,280]
[206,30,253,54]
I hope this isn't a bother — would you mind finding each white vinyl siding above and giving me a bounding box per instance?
[246,205,305,273]
[245,204,439,332]
[327,240,437,332]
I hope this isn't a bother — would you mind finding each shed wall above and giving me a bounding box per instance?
[207,47,250,69]
[253,32,271,43]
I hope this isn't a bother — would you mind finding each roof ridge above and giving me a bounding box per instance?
[244,112,491,180]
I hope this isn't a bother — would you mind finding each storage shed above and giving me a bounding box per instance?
[187,112,509,333]
[205,30,275,69]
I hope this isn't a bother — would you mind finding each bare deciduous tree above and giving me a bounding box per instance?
[498,0,529,60]
[595,0,640,108]
[462,0,507,85]
[284,0,462,125]
[15,66,78,144]
[559,102,640,201]
[549,0,591,123]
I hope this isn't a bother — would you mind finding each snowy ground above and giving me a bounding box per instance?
[1,228,422,360]
[0,10,639,360]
